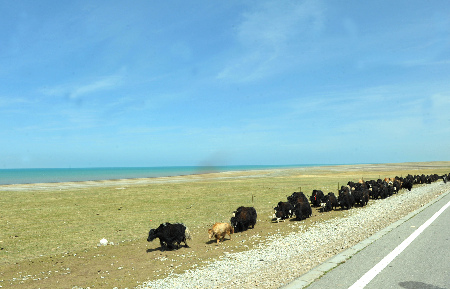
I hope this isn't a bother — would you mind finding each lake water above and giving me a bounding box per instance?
[0,165,325,185]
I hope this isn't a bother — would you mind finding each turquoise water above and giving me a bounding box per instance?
[0,165,323,185]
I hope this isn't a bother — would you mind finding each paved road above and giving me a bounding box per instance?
[284,190,450,289]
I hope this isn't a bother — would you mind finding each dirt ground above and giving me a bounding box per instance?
[1,162,449,288]
[1,206,343,289]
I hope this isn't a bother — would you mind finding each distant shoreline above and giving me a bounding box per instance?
[1,161,449,191]
[0,164,326,186]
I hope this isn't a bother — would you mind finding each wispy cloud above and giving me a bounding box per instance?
[238,83,450,144]
[0,96,37,109]
[41,73,124,100]
[217,0,325,82]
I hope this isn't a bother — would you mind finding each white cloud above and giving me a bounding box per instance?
[0,96,37,108]
[41,73,124,100]
[238,0,324,45]
[69,76,122,100]
[217,0,325,82]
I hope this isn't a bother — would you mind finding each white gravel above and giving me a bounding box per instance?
[138,181,450,289]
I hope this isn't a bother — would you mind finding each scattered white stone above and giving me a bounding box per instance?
[137,182,450,289]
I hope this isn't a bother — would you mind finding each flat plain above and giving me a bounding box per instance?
[1,162,450,288]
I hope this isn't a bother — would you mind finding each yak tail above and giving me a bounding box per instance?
[185,227,192,240]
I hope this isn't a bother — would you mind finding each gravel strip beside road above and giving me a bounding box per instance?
[138,181,450,289]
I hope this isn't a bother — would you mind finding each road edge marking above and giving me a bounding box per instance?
[281,187,449,289]
[348,198,450,289]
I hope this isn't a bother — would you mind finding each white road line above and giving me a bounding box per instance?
[349,199,450,289]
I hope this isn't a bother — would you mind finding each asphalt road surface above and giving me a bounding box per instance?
[293,191,450,289]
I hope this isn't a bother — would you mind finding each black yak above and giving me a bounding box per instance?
[352,188,370,207]
[147,222,191,251]
[321,192,338,212]
[287,192,308,206]
[274,201,294,222]
[230,206,257,232]
[310,190,325,207]
[338,189,355,210]
[293,201,312,220]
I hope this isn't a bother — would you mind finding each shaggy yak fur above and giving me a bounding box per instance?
[321,192,338,212]
[230,206,257,232]
[274,201,294,222]
[352,189,370,207]
[287,191,308,207]
[293,201,312,220]
[147,222,191,250]
[287,191,312,220]
[208,222,234,243]
[310,190,325,207]
[338,188,355,210]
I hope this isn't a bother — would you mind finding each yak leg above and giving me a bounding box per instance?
[159,240,167,251]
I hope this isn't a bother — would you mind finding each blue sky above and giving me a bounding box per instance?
[1,0,450,168]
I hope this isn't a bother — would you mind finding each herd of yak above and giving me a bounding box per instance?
[147,172,450,250]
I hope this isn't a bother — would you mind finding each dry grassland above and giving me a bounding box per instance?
[1,162,450,288]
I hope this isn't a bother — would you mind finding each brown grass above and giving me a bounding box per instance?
[1,162,449,288]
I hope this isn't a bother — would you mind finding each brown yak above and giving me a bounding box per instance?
[208,222,234,244]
